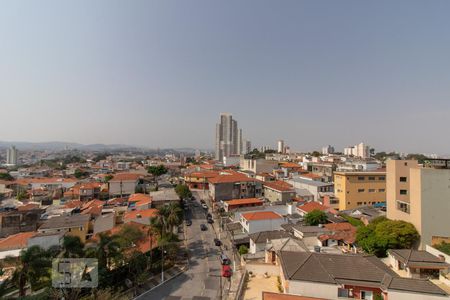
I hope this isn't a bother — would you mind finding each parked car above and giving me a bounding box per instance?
[202,203,208,210]
[200,224,208,231]
[222,265,232,278]
[200,199,206,204]
[219,254,231,265]
[214,238,222,246]
[206,213,212,219]
[207,218,214,224]
[186,219,192,226]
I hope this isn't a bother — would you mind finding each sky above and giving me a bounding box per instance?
[1,1,450,154]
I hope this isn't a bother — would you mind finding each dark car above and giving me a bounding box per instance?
[200,224,208,231]
[214,238,222,246]
[200,199,206,204]
[219,254,231,265]
[206,213,212,219]
[185,219,192,226]
[207,218,214,224]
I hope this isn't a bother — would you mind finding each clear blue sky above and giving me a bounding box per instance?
[1,1,450,153]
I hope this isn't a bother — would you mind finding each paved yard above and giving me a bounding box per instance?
[243,274,279,300]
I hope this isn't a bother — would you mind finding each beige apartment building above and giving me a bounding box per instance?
[387,159,450,249]
[334,170,386,211]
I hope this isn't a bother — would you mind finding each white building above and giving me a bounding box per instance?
[278,140,285,154]
[322,145,335,155]
[6,146,18,166]
[343,142,370,158]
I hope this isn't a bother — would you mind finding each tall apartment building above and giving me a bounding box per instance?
[334,170,386,211]
[277,140,285,154]
[6,146,18,166]
[387,159,450,248]
[215,113,246,161]
[322,145,335,155]
[343,142,370,158]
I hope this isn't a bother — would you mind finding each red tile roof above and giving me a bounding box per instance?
[17,203,40,211]
[110,173,142,182]
[280,162,302,169]
[263,180,294,192]
[124,208,158,221]
[129,193,152,205]
[225,198,263,206]
[242,211,282,221]
[208,171,257,184]
[0,232,37,251]
[299,173,322,180]
[297,202,329,213]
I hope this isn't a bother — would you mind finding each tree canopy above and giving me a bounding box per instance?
[435,242,450,256]
[356,217,419,257]
[304,209,328,226]
[74,168,89,179]
[0,173,14,181]
[175,184,192,199]
[147,165,168,177]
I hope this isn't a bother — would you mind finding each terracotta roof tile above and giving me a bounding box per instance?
[0,232,37,251]
[242,211,282,221]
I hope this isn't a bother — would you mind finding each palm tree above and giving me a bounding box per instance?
[62,236,85,258]
[165,203,183,235]
[12,246,51,297]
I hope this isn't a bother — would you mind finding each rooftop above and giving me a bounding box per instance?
[39,214,90,230]
[263,180,295,192]
[225,198,263,206]
[388,249,449,269]
[242,211,283,221]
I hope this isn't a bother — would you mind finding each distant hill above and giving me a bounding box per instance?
[0,141,210,153]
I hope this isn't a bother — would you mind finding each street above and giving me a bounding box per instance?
[136,190,231,300]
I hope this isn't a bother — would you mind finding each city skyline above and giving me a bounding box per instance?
[1,1,450,153]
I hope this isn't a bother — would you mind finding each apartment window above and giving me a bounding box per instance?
[400,177,407,182]
[379,188,385,193]
[338,288,350,298]
[396,200,410,214]
[358,189,365,193]
[368,189,375,193]
[400,189,408,195]
[368,176,375,180]
[379,176,386,180]
[358,176,365,181]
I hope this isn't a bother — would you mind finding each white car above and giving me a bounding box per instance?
[201,203,208,209]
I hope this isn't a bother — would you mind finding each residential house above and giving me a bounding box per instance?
[0,209,42,237]
[240,211,285,234]
[249,230,292,254]
[287,177,333,202]
[108,173,142,197]
[0,231,37,259]
[387,249,449,279]
[149,188,180,208]
[28,232,64,250]
[183,170,219,190]
[279,251,448,300]
[263,181,296,203]
[128,193,152,210]
[240,158,279,174]
[209,171,263,202]
[38,214,91,243]
[334,170,386,211]
[223,198,264,212]
[124,208,158,225]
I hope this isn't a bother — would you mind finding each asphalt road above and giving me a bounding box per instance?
[137,190,224,300]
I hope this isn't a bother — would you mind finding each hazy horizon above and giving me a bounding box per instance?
[1,1,450,154]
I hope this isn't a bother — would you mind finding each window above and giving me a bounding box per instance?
[358,176,365,181]
[357,202,362,205]
[338,288,349,298]
[368,176,375,180]
[379,188,385,192]
[396,200,410,213]
[358,189,365,193]
[379,176,386,180]
[400,189,408,195]
[400,176,407,182]
[368,189,375,193]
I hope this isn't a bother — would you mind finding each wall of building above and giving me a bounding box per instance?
[417,168,450,248]
[109,180,136,196]
[335,171,386,211]
[387,290,448,300]
[286,280,338,299]
[93,213,115,234]
[264,187,296,203]
[242,218,285,234]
